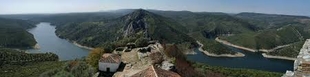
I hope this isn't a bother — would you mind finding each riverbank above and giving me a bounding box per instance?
[258,44,291,53]
[215,38,256,52]
[262,53,296,61]
[72,41,94,50]
[196,41,245,57]
[215,37,296,61]
[215,37,292,53]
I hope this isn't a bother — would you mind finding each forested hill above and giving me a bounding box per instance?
[221,13,310,57]
[55,9,197,50]
[0,18,37,48]
[31,12,124,27]
[235,12,310,29]
[148,10,259,54]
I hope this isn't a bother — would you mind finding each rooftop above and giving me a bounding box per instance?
[131,65,180,77]
[99,53,121,63]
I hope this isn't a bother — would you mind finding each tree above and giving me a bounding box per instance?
[86,48,106,69]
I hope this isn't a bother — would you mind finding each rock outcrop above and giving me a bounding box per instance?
[283,39,310,77]
[123,9,148,37]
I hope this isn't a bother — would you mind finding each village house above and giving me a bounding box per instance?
[98,53,121,72]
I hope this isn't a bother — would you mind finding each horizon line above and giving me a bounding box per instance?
[0,8,309,17]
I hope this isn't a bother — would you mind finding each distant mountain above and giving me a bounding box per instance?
[0,18,37,48]
[235,12,310,29]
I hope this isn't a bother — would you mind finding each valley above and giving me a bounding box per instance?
[1,9,309,77]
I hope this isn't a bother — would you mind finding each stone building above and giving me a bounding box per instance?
[98,53,121,72]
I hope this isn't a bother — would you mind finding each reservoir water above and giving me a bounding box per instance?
[27,22,89,60]
[187,46,294,73]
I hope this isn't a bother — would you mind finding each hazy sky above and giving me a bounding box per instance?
[0,0,309,16]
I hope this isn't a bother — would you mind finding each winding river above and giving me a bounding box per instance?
[27,22,89,60]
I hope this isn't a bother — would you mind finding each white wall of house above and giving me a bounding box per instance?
[98,62,120,72]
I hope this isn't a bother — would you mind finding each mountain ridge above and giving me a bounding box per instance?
[55,9,197,50]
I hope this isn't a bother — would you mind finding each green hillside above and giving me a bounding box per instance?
[267,41,304,58]
[155,11,258,54]
[235,12,310,29]
[216,13,310,57]
[55,9,196,51]
[221,25,308,49]
[0,18,37,48]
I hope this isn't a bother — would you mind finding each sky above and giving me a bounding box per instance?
[0,0,309,16]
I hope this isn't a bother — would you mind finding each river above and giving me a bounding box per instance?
[187,46,294,73]
[27,22,89,60]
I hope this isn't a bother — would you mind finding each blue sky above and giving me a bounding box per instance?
[0,0,309,16]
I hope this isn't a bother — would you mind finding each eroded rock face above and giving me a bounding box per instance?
[123,9,148,37]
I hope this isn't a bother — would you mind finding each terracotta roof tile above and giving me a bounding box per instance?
[99,53,121,63]
[132,65,181,77]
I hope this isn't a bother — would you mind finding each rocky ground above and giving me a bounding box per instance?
[113,43,173,77]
